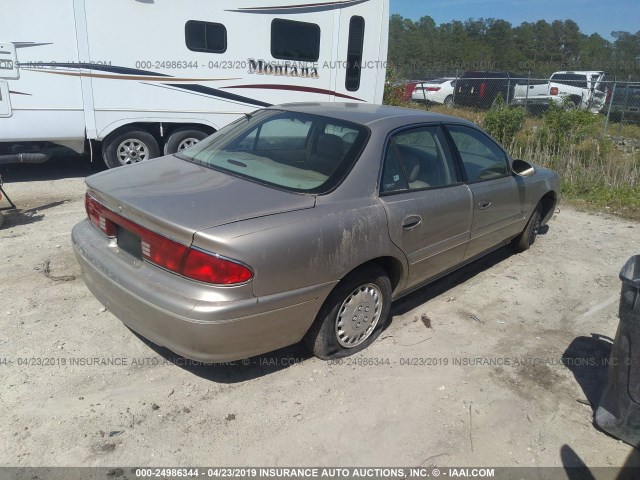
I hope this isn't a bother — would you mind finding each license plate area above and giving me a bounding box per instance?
[117,225,142,260]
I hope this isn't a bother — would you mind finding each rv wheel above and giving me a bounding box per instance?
[163,128,209,155]
[103,129,160,168]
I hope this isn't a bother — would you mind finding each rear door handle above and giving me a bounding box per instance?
[402,215,422,230]
[479,200,492,210]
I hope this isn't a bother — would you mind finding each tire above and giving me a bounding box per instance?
[443,95,454,108]
[163,128,209,155]
[565,99,580,110]
[0,211,4,229]
[512,205,542,253]
[304,265,392,360]
[103,129,160,169]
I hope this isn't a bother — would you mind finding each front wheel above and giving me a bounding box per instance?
[103,129,160,168]
[304,265,392,360]
[512,205,542,253]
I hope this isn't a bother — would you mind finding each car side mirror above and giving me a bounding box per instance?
[512,159,535,177]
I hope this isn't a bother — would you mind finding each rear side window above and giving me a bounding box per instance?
[345,16,365,91]
[551,74,588,89]
[271,19,320,62]
[447,125,509,182]
[185,21,227,53]
[381,126,458,194]
[179,110,368,194]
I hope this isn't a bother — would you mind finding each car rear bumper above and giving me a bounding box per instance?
[72,220,336,363]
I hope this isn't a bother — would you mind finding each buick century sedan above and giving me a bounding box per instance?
[72,103,560,362]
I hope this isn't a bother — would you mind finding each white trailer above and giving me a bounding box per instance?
[0,0,389,167]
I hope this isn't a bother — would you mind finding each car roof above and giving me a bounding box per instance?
[271,102,475,128]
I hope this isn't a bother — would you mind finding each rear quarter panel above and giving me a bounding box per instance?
[193,197,406,299]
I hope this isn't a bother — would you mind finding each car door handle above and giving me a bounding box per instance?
[479,201,492,210]
[402,215,422,230]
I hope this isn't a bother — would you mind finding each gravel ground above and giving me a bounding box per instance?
[0,154,639,471]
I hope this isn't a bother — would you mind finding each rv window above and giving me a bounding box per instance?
[185,21,227,54]
[346,16,365,91]
[271,19,320,62]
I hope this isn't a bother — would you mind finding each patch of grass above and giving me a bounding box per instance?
[483,102,527,145]
[607,122,640,139]
[561,183,640,220]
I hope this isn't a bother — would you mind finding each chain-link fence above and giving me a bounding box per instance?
[404,72,640,135]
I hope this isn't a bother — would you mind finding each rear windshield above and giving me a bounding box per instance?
[176,110,368,194]
[551,73,588,89]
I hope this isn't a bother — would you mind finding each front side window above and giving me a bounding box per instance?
[185,21,227,53]
[381,126,458,194]
[177,110,368,194]
[447,125,509,182]
[271,19,320,62]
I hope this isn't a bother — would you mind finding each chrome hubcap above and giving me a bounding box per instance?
[178,138,200,151]
[117,139,149,165]
[335,283,383,348]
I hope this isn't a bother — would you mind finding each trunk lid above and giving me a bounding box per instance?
[86,155,316,245]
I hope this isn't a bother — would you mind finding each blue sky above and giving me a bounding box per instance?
[390,0,640,39]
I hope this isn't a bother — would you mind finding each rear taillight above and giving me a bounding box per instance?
[85,194,117,237]
[404,83,418,100]
[479,82,487,98]
[183,249,253,285]
[550,87,559,96]
[426,87,441,92]
[84,193,252,285]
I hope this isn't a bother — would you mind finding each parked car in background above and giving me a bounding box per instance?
[454,71,525,109]
[605,82,640,122]
[512,71,613,113]
[411,78,456,106]
[72,103,559,363]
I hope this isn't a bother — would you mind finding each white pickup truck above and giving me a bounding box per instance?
[511,71,612,113]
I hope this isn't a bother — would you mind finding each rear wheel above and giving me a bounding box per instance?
[304,265,392,360]
[443,95,454,108]
[163,128,209,155]
[565,98,580,110]
[512,205,542,253]
[103,129,160,168]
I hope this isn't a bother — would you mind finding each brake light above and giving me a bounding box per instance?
[479,82,486,98]
[84,194,252,285]
[85,194,117,237]
[606,87,612,104]
[425,87,441,92]
[140,228,188,274]
[405,83,418,100]
[550,87,559,96]
[183,249,253,285]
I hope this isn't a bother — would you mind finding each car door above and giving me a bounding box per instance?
[445,124,526,260]
[379,125,473,291]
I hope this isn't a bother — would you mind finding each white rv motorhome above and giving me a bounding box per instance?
[0,0,389,167]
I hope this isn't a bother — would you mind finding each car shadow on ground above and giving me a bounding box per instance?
[390,244,515,317]
[131,330,314,383]
[0,150,105,183]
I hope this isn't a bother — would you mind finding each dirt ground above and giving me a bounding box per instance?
[0,154,639,471]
